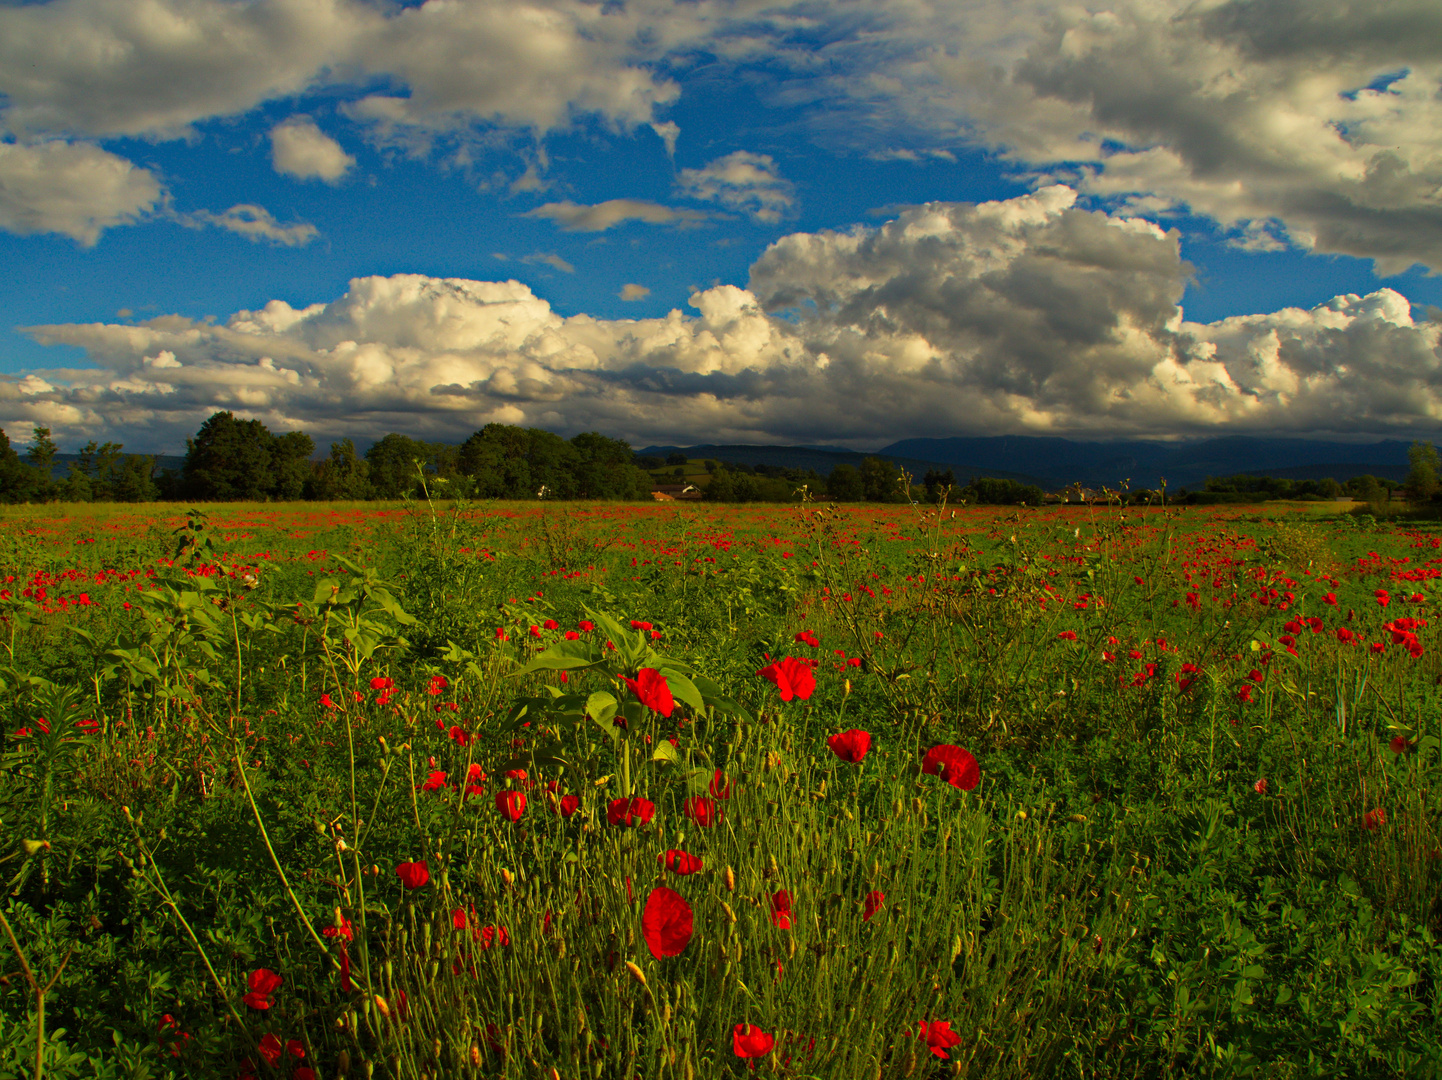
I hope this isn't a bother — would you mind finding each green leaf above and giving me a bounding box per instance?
[516,640,602,675]
[651,741,679,764]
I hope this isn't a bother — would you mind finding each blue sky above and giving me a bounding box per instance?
[2,0,1441,453]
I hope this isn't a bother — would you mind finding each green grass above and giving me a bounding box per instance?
[0,495,1439,1079]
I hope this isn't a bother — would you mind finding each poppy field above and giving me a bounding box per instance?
[1,494,1440,1079]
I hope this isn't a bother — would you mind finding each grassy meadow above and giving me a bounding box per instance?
[0,493,1439,1079]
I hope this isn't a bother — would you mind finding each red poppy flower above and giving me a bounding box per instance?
[427,675,448,695]
[733,1023,775,1059]
[579,620,595,631]
[544,619,560,630]
[607,796,655,827]
[1391,735,1412,754]
[1056,630,1077,641]
[756,657,816,701]
[557,793,580,817]
[915,1019,962,1058]
[920,745,980,791]
[1253,778,1268,795]
[496,790,526,822]
[421,770,449,792]
[395,860,430,889]
[295,1070,316,1080]
[286,1039,305,1060]
[319,693,336,709]
[662,849,704,875]
[259,1033,283,1067]
[794,630,820,647]
[243,968,282,1010]
[478,925,510,949]
[709,769,733,799]
[1362,808,1387,830]
[684,796,722,827]
[623,668,675,717]
[771,889,793,930]
[641,886,694,959]
[369,676,394,691]
[826,729,871,763]
[863,890,885,921]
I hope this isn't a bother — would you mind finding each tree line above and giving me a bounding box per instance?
[0,413,651,503]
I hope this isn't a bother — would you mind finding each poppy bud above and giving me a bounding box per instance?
[470,1046,482,1067]
[337,1049,350,1075]
[625,960,647,987]
[721,901,736,923]
[21,839,49,856]
[724,865,735,892]
[502,868,514,888]
[373,994,390,1020]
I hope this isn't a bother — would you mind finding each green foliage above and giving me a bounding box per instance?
[182,411,314,501]
[0,498,1440,1077]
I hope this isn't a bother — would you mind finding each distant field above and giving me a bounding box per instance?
[1,496,1439,1078]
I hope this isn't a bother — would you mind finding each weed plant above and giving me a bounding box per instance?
[0,495,1438,1078]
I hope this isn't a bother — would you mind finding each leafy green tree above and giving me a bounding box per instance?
[0,429,40,502]
[572,431,644,499]
[962,477,1045,505]
[111,454,158,502]
[365,434,430,499]
[859,456,903,502]
[706,467,736,502]
[272,431,316,500]
[826,463,864,501]
[184,412,275,500]
[1406,441,1440,502]
[308,439,373,500]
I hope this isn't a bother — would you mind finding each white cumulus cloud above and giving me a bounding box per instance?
[270,117,354,182]
[524,199,710,231]
[676,151,793,223]
[0,140,162,244]
[10,189,1442,451]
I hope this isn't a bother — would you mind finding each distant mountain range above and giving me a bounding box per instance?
[643,436,1417,491]
[42,453,187,479]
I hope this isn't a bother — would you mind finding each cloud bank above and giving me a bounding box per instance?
[0,0,1438,270]
[12,188,1442,452]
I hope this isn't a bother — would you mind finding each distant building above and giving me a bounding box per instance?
[651,483,702,501]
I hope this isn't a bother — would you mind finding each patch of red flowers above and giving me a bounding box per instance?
[662,849,704,875]
[243,968,282,1010]
[921,744,980,791]
[916,1019,962,1058]
[756,656,816,701]
[733,1023,775,1059]
[607,796,655,827]
[826,728,871,763]
[622,668,675,716]
[641,886,694,959]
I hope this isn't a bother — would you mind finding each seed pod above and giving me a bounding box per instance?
[336,1049,351,1075]
[911,797,923,814]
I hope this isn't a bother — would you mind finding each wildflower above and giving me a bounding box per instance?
[426,675,448,695]
[756,656,816,701]
[915,1020,962,1059]
[794,630,820,647]
[319,693,337,710]
[395,861,429,889]
[529,625,542,638]
[259,1033,283,1067]
[1362,808,1387,831]
[478,925,510,949]
[420,770,449,792]
[771,890,793,930]
[544,619,559,630]
[863,890,885,921]
[684,796,722,827]
[733,1023,775,1059]
[495,790,526,822]
[1254,778,1267,795]
[623,668,674,717]
[1056,630,1077,641]
[641,887,694,959]
[826,729,871,764]
[709,769,733,799]
[243,968,282,1010]
[369,676,394,691]
[564,630,580,640]
[557,793,580,817]
[1391,735,1412,754]
[1237,685,1255,704]
[578,620,595,632]
[286,1039,305,1060]
[1323,592,1337,606]
[662,849,704,875]
[607,796,655,827]
[921,745,980,791]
